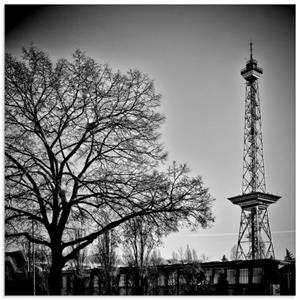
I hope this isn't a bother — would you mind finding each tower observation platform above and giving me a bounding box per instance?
[228,42,280,261]
[241,58,263,81]
[228,192,280,211]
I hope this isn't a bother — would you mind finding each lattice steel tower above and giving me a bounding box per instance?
[228,42,280,260]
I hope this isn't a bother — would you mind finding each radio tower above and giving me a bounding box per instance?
[228,42,280,260]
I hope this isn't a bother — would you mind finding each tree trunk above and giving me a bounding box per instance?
[48,253,64,295]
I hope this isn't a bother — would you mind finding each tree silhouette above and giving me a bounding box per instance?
[284,249,295,262]
[5,46,214,294]
[221,254,228,262]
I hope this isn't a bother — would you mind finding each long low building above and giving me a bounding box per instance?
[60,259,295,295]
[5,251,295,295]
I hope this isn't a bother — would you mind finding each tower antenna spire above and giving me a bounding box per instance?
[250,40,253,60]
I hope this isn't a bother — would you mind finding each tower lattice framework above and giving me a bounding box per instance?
[228,42,280,260]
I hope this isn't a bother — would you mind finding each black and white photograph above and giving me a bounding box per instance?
[4,4,295,296]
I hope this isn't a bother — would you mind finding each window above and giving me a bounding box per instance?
[179,274,186,285]
[239,268,249,284]
[84,278,90,288]
[70,275,74,288]
[62,276,67,289]
[204,269,212,283]
[119,274,126,287]
[168,272,176,286]
[213,269,225,284]
[93,275,99,288]
[158,274,165,286]
[252,268,263,284]
[227,269,236,284]
[127,277,134,287]
[213,272,219,284]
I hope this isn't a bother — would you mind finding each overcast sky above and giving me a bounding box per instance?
[5,4,295,261]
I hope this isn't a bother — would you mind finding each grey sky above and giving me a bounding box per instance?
[5,5,295,260]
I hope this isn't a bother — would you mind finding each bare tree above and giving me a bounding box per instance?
[230,244,238,261]
[93,229,120,294]
[192,248,199,262]
[121,215,171,294]
[170,251,179,264]
[122,215,166,268]
[66,227,87,274]
[95,230,119,268]
[149,249,165,266]
[5,46,214,294]
[175,245,200,264]
[185,244,193,263]
[122,217,167,296]
[199,253,210,262]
